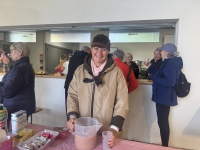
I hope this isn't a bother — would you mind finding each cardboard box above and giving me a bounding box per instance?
[0,136,12,150]
[11,110,27,134]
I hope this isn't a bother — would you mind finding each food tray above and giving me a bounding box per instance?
[17,129,59,150]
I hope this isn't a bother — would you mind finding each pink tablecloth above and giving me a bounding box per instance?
[10,124,181,150]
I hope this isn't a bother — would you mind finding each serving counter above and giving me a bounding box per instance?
[37,74,153,84]
[35,74,66,79]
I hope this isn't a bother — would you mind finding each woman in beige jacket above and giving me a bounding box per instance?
[66,34,129,148]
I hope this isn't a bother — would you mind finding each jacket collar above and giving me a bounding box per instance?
[10,57,29,69]
[83,54,114,76]
[83,54,115,86]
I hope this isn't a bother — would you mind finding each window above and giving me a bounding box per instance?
[109,30,159,43]
[50,31,91,43]
[5,31,36,42]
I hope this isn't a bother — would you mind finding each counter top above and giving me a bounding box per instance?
[0,72,66,79]
[0,72,152,84]
[35,74,66,79]
[137,79,152,85]
[35,76,152,84]
[0,72,6,75]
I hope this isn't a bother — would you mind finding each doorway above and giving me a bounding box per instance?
[45,43,73,74]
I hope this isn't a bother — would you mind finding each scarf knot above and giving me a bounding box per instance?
[83,73,102,86]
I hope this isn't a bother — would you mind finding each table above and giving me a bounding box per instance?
[9,124,181,150]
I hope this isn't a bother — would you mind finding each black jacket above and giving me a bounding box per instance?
[0,57,35,120]
[64,51,88,97]
[150,58,162,69]
[124,61,139,79]
[146,58,163,79]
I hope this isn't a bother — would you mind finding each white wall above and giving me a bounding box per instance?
[33,77,67,127]
[0,1,200,149]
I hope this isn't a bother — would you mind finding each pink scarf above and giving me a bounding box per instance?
[91,59,107,76]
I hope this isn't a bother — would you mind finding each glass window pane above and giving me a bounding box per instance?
[5,32,36,42]
[50,31,91,43]
[109,31,159,43]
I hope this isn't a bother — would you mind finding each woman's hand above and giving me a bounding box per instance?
[108,128,117,148]
[66,118,76,132]
[144,62,151,67]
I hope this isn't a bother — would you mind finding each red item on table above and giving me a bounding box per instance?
[53,127,69,139]
[41,132,50,139]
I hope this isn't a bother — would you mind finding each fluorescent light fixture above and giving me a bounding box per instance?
[109,30,159,43]
[5,31,36,42]
[50,31,91,43]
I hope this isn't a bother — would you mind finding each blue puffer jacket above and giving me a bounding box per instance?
[149,57,183,106]
[0,57,35,120]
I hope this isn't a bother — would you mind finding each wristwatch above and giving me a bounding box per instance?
[69,114,77,119]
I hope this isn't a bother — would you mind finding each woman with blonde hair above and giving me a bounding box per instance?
[0,42,36,125]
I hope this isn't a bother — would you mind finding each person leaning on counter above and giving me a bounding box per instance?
[124,53,139,79]
[0,42,36,126]
[149,48,162,70]
[146,48,163,78]
[112,49,138,93]
[66,34,129,148]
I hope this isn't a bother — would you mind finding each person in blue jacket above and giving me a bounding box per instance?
[145,43,183,147]
[0,42,36,126]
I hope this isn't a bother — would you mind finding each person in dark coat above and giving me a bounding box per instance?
[145,43,183,147]
[64,46,91,99]
[146,49,163,78]
[0,42,36,124]
[149,49,163,69]
[124,53,139,79]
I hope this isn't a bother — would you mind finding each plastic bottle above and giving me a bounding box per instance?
[0,104,8,133]
[0,128,6,143]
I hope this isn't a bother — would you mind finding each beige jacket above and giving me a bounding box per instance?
[67,55,129,134]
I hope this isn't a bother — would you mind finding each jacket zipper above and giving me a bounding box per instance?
[91,81,95,117]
